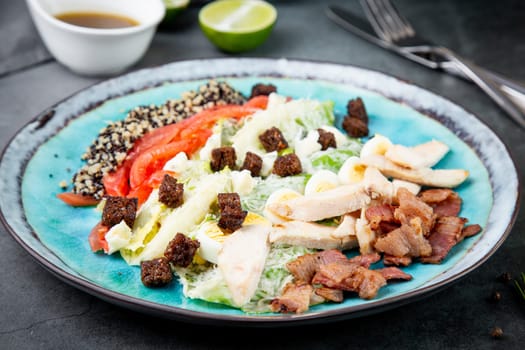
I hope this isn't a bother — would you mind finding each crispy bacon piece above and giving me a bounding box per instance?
[347,252,381,268]
[460,224,482,240]
[374,218,432,258]
[315,287,344,303]
[419,189,462,217]
[270,281,313,314]
[312,262,387,299]
[383,254,412,267]
[286,253,319,283]
[420,216,467,264]
[316,249,349,265]
[285,249,412,309]
[418,188,453,202]
[376,267,412,281]
[378,221,401,235]
[395,188,436,236]
[365,204,396,231]
[286,249,347,283]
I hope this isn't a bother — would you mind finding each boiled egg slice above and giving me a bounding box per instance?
[360,134,393,158]
[263,188,303,224]
[338,156,366,184]
[195,221,227,264]
[304,170,340,196]
[195,212,269,264]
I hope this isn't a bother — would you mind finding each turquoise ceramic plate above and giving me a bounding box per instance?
[0,58,519,326]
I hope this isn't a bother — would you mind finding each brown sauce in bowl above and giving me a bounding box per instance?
[55,12,139,29]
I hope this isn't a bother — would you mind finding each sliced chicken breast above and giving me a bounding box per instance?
[362,166,394,201]
[269,220,358,250]
[217,224,271,307]
[411,140,450,167]
[266,184,371,222]
[361,154,468,188]
[355,209,376,255]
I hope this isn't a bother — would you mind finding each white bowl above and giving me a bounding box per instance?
[26,0,166,76]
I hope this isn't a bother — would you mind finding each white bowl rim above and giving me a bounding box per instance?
[26,0,166,36]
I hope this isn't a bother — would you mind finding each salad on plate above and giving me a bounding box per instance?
[58,80,482,314]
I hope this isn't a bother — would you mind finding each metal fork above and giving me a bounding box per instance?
[360,0,525,129]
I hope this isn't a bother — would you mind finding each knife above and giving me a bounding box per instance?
[326,5,525,111]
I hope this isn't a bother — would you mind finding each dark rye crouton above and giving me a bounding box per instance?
[317,128,337,150]
[342,97,369,137]
[210,147,237,172]
[217,192,242,211]
[140,257,173,287]
[347,97,368,123]
[250,83,277,98]
[101,196,138,228]
[342,116,369,138]
[273,153,302,177]
[259,127,288,152]
[218,206,248,233]
[240,152,263,177]
[158,174,184,208]
[164,233,200,268]
[217,192,247,233]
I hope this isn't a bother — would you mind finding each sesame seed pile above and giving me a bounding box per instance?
[72,80,246,199]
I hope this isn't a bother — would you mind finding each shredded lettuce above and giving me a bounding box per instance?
[109,91,361,312]
[177,264,235,306]
[241,174,309,215]
[176,245,315,313]
[243,245,315,313]
[122,172,231,265]
[309,141,362,173]
[231,94,336,163]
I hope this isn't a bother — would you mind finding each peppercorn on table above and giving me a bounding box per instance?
[0,0,524,348]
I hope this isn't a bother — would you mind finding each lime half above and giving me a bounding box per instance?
[160,0,190,27]
[199,0,277,53]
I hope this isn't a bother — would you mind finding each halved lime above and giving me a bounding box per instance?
[199,0,277,53]
[160,0,190,27]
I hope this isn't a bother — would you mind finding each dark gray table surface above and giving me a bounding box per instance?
[1,0,524,348]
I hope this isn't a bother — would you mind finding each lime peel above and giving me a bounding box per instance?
[160,0,190,27]
[199,0,277,52]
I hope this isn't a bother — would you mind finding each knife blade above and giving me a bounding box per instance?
[326,5,525,107]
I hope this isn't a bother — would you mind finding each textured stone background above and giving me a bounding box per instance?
[0,0,523,348]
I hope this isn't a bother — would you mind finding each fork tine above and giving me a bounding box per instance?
[360,0,392,42]
[382,0,415,38]
[373,0,404,41]
[360,0,415,43]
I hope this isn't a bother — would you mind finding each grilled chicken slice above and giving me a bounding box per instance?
[392,179,421,196]
[411,140,450,167]
[385,144,428,169]
[332,214,357,238]
[355,209,376,255]
[270,220,358,250]
[217,224,271,307]
[384,140,449,169]
[266,184,371,222]
[363,166,394,201]
[361,154,468,188]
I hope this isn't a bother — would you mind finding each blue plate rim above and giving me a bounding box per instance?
[0,57,520,326]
